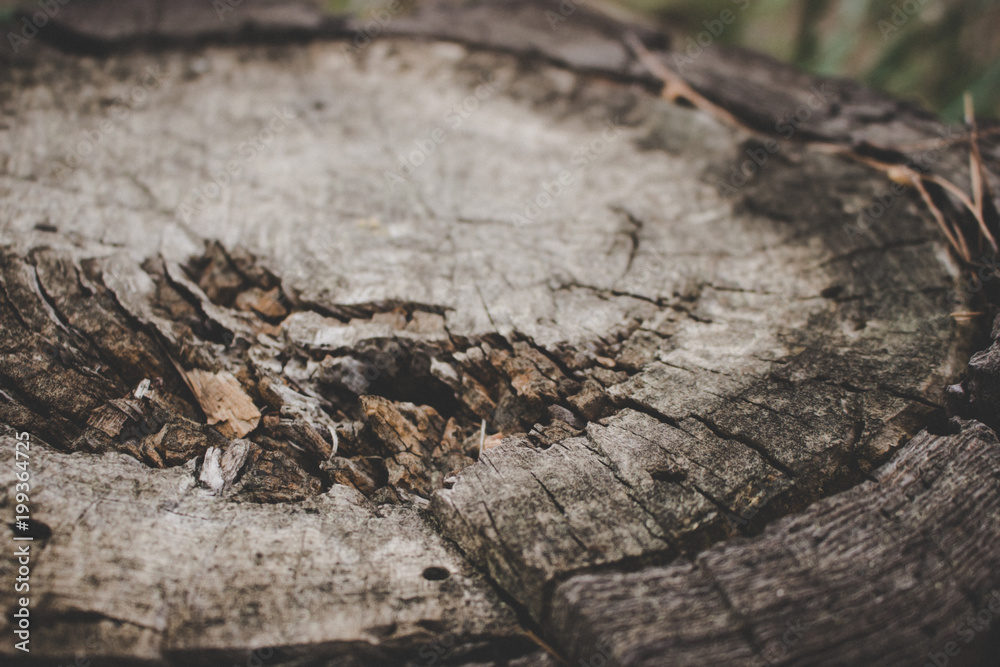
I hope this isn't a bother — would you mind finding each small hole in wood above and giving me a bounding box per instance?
[422,566,450,581]
[650,469,687,484]
[9,520,52,540]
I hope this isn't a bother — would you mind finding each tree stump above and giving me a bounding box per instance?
[1,1,998,665]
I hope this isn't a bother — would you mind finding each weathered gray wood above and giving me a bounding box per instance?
[0,436,541,665]
[0,1,998,665]
[548,419,1000,667]
[955,314,1000,433]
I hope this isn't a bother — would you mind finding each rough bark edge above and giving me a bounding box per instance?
[1,2,1000,664]
[548,419,1000,666]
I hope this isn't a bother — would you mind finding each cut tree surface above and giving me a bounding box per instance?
[0,438,540,665]
[548,420,1000,666]
[0,1,998,665]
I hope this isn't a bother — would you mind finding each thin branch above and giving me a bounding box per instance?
[913,176,970,262]
[624,33,750,133]
[625,33,997,264]
[965,92,1000,254]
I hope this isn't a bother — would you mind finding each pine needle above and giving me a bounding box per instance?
[625,32,749,133]
[625,33,998,265]
[521,629,570,666]
[964,92,1000,254]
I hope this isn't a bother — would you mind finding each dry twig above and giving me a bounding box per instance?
[625,33,998,264]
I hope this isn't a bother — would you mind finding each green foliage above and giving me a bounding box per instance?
[614,0,1000,121]
[324,0,360,14]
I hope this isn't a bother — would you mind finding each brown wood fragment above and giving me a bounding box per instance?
[233,448,322,503]
[185,369,261,439]
[360,395,445,457]
[0,0,998,664]
[86,403,130,437]
[235,286,289,320]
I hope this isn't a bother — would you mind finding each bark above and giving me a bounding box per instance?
[0,1,998,665]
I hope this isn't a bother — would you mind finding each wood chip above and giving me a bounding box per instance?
[199,439,258,495]
[185,369,261,438]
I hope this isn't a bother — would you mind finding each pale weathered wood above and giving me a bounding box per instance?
[0,436,542,665]
[0,1,998,665]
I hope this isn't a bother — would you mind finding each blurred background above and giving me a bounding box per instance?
[3,0,998,120]
[328,0,1000,122]
[613,0,1000,121]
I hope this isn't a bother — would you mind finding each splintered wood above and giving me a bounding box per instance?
[184,369,261,439]
[1,0,998,664]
